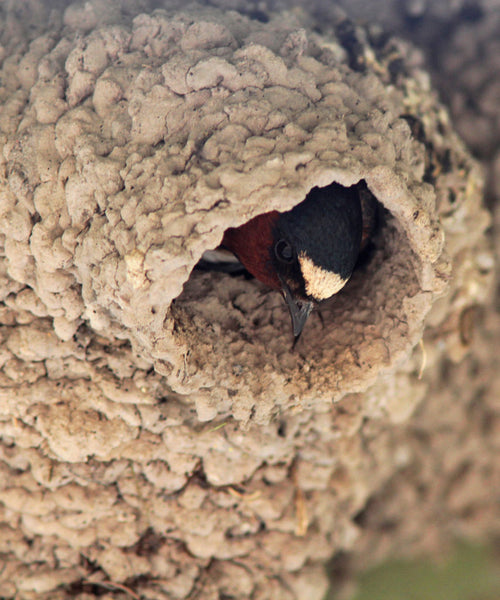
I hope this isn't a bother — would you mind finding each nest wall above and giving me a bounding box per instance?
[0,1,495,599]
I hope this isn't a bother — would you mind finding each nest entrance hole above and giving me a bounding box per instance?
[171,181,405,366]
[163,176,429,409]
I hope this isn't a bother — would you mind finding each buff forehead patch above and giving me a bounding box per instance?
[298,252,348,300]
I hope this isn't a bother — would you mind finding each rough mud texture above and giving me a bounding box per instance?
[0,1,496,599]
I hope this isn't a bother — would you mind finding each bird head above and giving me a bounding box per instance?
[223,183,363,339]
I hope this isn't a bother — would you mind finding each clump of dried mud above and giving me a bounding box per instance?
[0,1,495,599]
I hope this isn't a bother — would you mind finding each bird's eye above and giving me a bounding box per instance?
[275,239,294,263]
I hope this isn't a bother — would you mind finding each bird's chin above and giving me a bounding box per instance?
[280,281,314,340]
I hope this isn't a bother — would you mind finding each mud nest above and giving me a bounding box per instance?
[0,1,494,599]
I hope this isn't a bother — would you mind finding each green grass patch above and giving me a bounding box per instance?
[328,542,500,600]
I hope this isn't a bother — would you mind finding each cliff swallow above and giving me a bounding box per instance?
[201,181,376,339]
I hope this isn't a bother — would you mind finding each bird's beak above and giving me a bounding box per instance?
[281,281,313,339]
